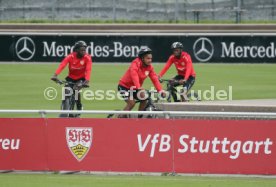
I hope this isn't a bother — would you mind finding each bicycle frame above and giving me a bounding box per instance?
[160,78,200,102]
[107,89,161,119]
[161,79,182,102]
[54,79,88,118]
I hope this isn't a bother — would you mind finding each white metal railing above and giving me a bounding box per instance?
[0,110,276,119]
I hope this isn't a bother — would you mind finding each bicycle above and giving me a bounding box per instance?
[160,78,201,102]
[54,79,89,118]
[107,89,162,119]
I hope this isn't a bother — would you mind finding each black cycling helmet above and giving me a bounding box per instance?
[171,42,183,50]
[138,47,152,58]
[73,41,87,51]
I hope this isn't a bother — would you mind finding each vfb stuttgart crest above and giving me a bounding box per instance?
[66,127,92,161]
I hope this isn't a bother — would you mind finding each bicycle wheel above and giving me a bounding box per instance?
[144,104,162,119]
[59,97,71,118]
[59,95,76,118]
[69,99,77,118]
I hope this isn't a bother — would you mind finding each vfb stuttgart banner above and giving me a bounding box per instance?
[0,118,276,174]
[1,34,276,63]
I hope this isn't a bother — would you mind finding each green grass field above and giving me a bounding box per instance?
[0,174,276,187]
[0,63,276,117]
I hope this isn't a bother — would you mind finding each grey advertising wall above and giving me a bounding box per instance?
[1,34,276,63]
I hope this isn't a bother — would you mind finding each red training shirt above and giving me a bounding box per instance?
[119,57,162,92]
[159,51,196,80]
[55,52,92,81]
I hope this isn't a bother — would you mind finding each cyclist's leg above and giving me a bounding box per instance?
[66,77,82,117]
[138,100,147,111]
[65,76,75,83]
[76,93,83,110]
[60,77,75,117]
[62,77,75,108]
[181,76,196,101]
[123,99,136,111]
[137,91,148,118]
[64,77,76,102]
[136,89,147,111]
[118,85,136,118]
[72,92,82,117]
[183,76,195,92]
[173,75,184,82]
[171,75,183,102]
[120,99,136,118]
[137,101,147,118]
[76,78,85,111]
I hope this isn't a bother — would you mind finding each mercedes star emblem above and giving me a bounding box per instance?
[15,37,35,61]
[193,37,214,62]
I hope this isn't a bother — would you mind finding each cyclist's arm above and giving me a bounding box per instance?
[130,62,141,89]
[159,57,173,77]
[149,68,162,92]
[55,55,70,75]
[85,56,92,81]
[184,54,193,81]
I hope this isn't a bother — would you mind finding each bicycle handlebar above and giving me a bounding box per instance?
[54,79,89,88]
[159,79,172,82]
[159,78,178,84]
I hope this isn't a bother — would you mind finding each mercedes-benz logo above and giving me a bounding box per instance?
[193,37,214,62]
[15,37,35,61]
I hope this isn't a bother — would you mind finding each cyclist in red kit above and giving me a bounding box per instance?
[159,42,196,102]
[51,41,92,111]
[118,47,164,117]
